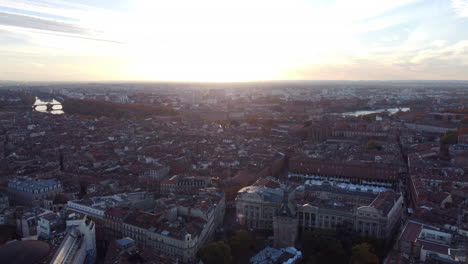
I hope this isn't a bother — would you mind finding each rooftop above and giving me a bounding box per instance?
[69,192,150,211]
[238,185,284,204]
[8,179,60,190]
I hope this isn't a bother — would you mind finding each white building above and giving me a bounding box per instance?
[50,211,96,264]
[67,192,153,218]
[16,207,52,239]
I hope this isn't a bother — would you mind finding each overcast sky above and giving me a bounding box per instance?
[1,0,468,81]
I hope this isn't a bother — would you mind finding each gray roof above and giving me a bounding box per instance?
[9,179,60,191]
[238,186,284,203]
[116,237,135,247]
[301,184,377,199]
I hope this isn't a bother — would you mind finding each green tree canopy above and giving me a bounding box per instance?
[350,243,379,264]
[230,229,256,253]
[298,128,309,140]
[440,131,458,145]
[301,230,347,264]
[198,241,233,264]
[366,140,381,150]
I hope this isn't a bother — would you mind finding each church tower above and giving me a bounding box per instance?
[273,188,298,248]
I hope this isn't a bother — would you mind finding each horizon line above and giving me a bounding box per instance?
[2,79,468,84]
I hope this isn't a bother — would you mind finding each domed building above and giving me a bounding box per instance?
[0,240,50,264]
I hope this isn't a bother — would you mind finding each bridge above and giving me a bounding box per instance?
[32,103,61,111]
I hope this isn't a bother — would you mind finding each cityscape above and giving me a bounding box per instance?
[0,81,467,264]
[1,0,468,264]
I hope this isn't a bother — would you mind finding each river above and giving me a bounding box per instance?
[340,107,410,117]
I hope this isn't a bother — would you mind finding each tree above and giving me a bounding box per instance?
[62,98,178,119]
[440,131,458,145]
[350,243,379,264]
[297,128,309,140]
[360,237,386,260]
[216,120,229,129]
[301,230,347,264]
[230,120,240,127]
[230,230,256,253]
[415,112,425,120]
[270,105,285,112]
[366,140,380,150]
[229,230,257,263]
[247,115,258,124]
[198,241,233,264]
[335,222,361,250]
[361,114,376,122]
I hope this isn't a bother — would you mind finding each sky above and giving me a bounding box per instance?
[0,0,468,82]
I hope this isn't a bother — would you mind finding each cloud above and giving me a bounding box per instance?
[452,0,468,17]
[0,0,110,21]
[0,11,122,44]
[0,0,123,43]
[0,11,88,34]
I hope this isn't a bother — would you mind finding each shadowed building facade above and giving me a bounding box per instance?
[7,179,62,207]
[273,188,298,248]
[236,182,403,240]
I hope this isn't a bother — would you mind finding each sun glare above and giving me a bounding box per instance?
[118,0,316,81]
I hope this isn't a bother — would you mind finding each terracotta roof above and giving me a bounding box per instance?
[419,240,450,255]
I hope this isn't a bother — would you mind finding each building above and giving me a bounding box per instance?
[288,158,398,187]
[50,211,96,264]
[160,175,211,195]
[16,207,52,238]
[273,189,298,248]
[0,193,9,210]
[0,240,50,264]
[141,166,170,181]
[296,183,403,239]
[398,221,465,263]
[104,188,225,263]
[104,237,177,264]
[307,124,332,142]
[450,144,468,170]
[236,185,284,230]
[250,247,302,264]
[236,181,404,240]
[37,211,63,239]
[0,207,15,225]
[332,129,388,138]
[7,179,63,206]
[67,192,154,218]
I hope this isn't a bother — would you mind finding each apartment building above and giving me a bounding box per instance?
[104,188,225,263]
[7,179,62,206]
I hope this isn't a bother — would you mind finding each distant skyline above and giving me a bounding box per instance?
[1,0,468,82]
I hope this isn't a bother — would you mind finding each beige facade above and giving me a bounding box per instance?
[236,183,403,239]
[236,186,283,230]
